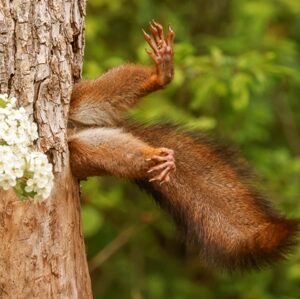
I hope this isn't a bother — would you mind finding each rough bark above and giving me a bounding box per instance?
[0,0,92,298]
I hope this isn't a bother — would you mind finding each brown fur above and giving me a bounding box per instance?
[68,127,171,180]
[68,23,299,271]
[126,123,299,270]
[69,64,159,126]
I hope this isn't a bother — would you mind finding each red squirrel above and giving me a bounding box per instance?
[68,21,299,271]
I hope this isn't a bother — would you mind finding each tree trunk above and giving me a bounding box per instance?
[0,1,93,298]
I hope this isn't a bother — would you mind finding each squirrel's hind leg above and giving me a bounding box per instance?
[68,127,175,182]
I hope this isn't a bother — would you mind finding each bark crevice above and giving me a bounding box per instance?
[0,0,92,298]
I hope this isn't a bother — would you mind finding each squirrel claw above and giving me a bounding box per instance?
[143,21,174,86]
[148,148,175,184]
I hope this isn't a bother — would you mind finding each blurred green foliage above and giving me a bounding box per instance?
[81,0,300,298]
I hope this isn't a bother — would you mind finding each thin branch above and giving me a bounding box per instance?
[88,226,139,272]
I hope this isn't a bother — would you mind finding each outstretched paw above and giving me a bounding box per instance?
[146,148,176,184]
[142,20,175,87]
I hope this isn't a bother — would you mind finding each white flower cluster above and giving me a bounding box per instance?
[0,93,54,200]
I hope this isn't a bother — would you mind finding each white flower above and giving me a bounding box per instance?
[0,94,54,200]
[0,172,17,190]
[25,151,54,200]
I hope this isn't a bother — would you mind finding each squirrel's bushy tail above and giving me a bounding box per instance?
[127,123,299,271]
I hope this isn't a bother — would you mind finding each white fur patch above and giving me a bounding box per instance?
[69,101,119,126]
[69,127,147,149]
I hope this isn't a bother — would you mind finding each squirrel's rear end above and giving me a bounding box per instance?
[68,22,299,272]
[128,123,299,271]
